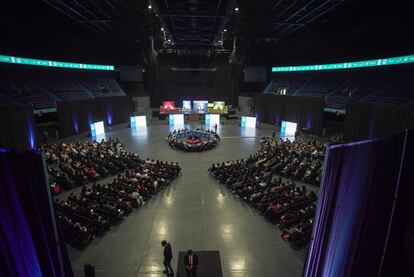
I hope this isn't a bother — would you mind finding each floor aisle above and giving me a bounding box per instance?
[65,122,308,277]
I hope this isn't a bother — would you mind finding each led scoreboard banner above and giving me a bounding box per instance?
[271,54,414,72]
[0,54,114,71]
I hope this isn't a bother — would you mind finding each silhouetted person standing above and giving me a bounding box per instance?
[161,240,174,276]
[184,249,198,277]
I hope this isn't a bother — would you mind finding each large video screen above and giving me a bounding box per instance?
[281,121,297,136]
[162,101,175,109]
[241,116,256,128]
[182,100,192,110]
[193,101,208,112]
[130,116,147,128]
[213,101,225,110]
[90,121,105,137]
[169,114,184,125]
[205,114,220,125]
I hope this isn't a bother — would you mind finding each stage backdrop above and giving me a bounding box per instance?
[304,130,413,276]
[254,94,324,134]
[0,104,36,149]
[0,149,73,276]
[344,101,414,141]
[57,96,132,138]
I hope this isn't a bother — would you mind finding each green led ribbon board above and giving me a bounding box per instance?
[0,54,114,71]
[272,54,414,72]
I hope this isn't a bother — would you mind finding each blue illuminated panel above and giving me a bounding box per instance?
[130,116,147,128]
[241,116,256,128]
[0,54,114,71]
[272,54,414,72]
[90,121,105,137]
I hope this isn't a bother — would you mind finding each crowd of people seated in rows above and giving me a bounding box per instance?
[55,159,181,249]
[257,137,325,186]
[209,137,322,249]
[42,138,132,192]
[167,128,219,152]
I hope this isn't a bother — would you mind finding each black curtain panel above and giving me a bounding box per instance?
[0,104,36,149]
[304,130,413,276]
[0,149,73,277]
[152,54,233,107]
[344,101,414,141]
[57,96,132,138]
[254,94,325,134]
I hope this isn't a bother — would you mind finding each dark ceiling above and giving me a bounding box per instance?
[1,0,413,65]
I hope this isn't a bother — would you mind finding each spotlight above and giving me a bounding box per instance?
[223,29,227,32]
[234,7,239,12]
[148,4,152,9]
[161,27,164,31]
[167,39,171,42]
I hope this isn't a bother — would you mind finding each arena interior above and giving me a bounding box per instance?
[1,1,414,277]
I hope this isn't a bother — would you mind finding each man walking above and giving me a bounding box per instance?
[184,249,198,277]
[161,240,174,276]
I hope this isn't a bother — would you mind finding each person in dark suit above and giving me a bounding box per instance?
[161,240,174,276]
[184,249,198,277]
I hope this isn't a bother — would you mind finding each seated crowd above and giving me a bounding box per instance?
[55,158,181,249]
[167,128,219,152]
[209,137,324,249]
[257,137,325,186]
[43,138,128,193]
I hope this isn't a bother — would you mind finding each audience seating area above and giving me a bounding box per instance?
[43,139,181,249]
[265,66,414,109]
[209,137,324,249]
[0,66,126,109]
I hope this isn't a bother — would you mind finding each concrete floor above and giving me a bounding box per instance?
[64,120,315,277]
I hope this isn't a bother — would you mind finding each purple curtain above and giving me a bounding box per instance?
[0,149,73,277]
[304,130,411,276]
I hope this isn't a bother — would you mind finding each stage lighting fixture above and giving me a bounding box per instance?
[234,7,239,12]
[161,27,164,31]
[224,29,227,32]
[148,4,152,9]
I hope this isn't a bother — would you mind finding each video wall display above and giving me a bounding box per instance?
[159,100,228,114]
[162,101,175,109]
[90,121,105,137]
[280,121,297,136]
[193,101,208,113]
[241,116,257,128]
[213,101,225,110]
[130,116,147,128]
[182,101,192,110]
[169,114,185,125]
[205,114,220,126]
[161,101,180,114]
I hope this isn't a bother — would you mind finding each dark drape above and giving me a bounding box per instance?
[344,101,414,141]
[0,149,73,277]
[152,54,232,107]
[254,94,324,134]
[304,130,413,276]
[0,104,36,149]
[57,96,132,138]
